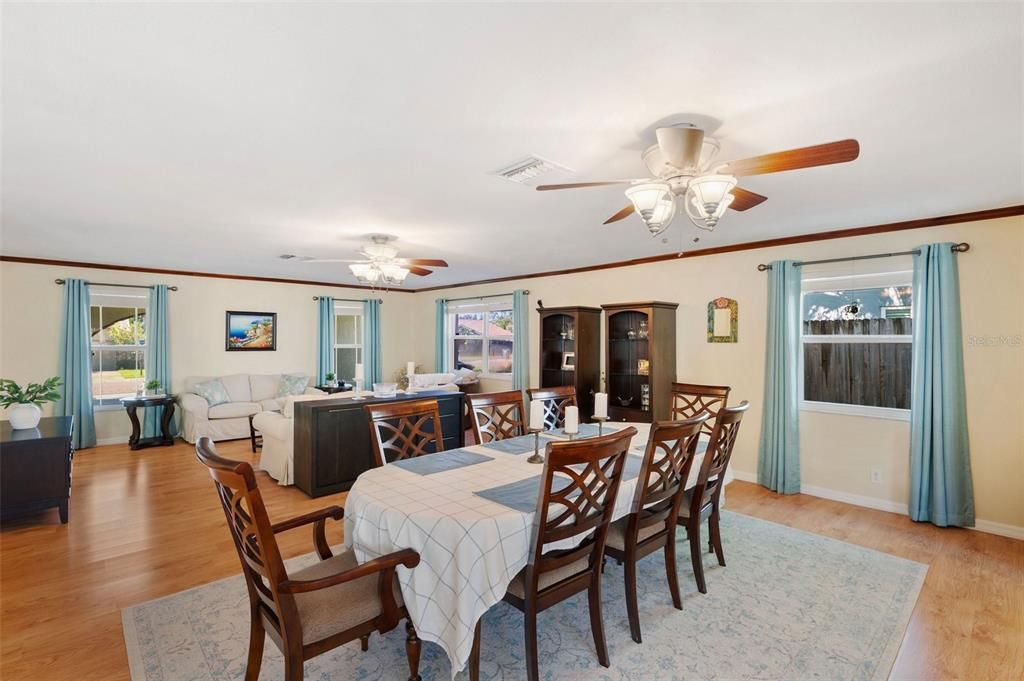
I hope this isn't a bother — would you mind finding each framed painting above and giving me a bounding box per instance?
[225,311,277,351]
[707,297,738,343]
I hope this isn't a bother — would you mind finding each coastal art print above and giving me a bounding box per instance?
[708,297,738,343]
[225,311,277,351]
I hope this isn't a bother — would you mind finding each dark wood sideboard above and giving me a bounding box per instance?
[1,416,74,524]
[293,390,464,497]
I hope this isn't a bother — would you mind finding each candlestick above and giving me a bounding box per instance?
[565,406,579,435]
[594,392,608,419]
[592,415,609,437]
[526,427,544,464]
[529,399,545,431]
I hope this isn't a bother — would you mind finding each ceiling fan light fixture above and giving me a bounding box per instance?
[685,174,737,230]
[625,182,676,235]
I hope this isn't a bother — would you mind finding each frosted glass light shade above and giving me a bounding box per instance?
[687,174,737,217]
[625,182,676,234]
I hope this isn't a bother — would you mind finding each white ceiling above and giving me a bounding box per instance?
[2,2,1022,288]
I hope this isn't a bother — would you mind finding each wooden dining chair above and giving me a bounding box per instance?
[195,437,423,681]
[525,385,577,430]
[670,382,731,436]
[603,414,708,643]
[466,390,527,444]
[364,398,444,467]
[468,426,638,681]
[677,401,750,594]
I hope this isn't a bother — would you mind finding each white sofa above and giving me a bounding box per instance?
[252,394,335,485]
[407,369,479,393]
[178,373,324,444]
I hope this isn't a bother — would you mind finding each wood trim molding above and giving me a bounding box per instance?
[413,204,1024,292]
[0,256,414,293]
[2,205,1020,293]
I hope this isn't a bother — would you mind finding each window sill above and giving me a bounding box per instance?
[800,400,910,421]
[93,403,126,412]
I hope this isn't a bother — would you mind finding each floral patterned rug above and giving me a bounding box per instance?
[122,511,926,681]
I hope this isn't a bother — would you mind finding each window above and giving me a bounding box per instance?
[448,300,514,378]
[90,289,148,407]
[800,263,913,419]
[334,303,363,381]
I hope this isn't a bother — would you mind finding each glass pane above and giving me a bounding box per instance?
[803,286,912,336]
[93,306,140,344]
[335,313,360,345]
[453,339,483,371]
[92,349,145,403]
[803,342,911,409]
[454,312,484,336]
[488,310,513,337]
[335,347,361,381]
[487,339,513,374]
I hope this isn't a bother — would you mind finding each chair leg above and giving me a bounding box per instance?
[588,572,610,667]
[244,608,265,681]
[524,605,540,681]
[664,531,683,611]
[405,619,422,681]
[469,620,482,681]
[283,653,303,681]
[688,520,707,594]
[360,634,369,651]
[624,555,642,644]
[709,509,726,567]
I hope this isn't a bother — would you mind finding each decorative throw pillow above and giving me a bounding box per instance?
[277,373,309,397]
[192,379,231,407]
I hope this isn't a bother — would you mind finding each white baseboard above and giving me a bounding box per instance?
[96,436,129,446]
[729,469,1023,541]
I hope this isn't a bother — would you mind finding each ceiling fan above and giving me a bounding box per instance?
[299,235,448,286]
[537,124,859,236]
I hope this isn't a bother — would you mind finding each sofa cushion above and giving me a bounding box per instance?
[191,379,232,407]
[410,372,456,389]
[277,373,310,397]
[220,374,252,402]
[208,401,261,419]
[250,374,282,402]
[260,397,284,413]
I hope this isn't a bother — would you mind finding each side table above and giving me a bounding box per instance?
[120,395,176,450]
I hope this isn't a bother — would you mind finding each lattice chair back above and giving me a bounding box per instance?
[526,386,578,430]
[364,398,445,467]
[467,390,527,444]
[669,382,731,436]
[631,415,709,530]
[691,401,750,513]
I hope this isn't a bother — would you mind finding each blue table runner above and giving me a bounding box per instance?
[390,449,493,476]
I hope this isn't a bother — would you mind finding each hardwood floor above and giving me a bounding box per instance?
[1,440,1021,681]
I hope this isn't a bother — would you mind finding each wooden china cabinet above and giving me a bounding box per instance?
[537,305,601,420]
[602,301,678,423]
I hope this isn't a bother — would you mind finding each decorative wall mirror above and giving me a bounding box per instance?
[707,297,738,343]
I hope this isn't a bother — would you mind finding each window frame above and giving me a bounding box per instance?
[799,268,913,421]
[447,299,514,380]
[89,289,149,411]
[333,302,364,381]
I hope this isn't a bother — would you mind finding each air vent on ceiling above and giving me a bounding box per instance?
[279,254,298,260]
[494,156,572,186]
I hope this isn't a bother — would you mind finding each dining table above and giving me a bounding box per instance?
[343,421,731,677]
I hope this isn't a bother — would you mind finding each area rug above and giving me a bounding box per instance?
[122,511,926,681]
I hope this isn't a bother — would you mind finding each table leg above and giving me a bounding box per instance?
[126,406,141,450]
[161,401,175,445]
[249,415,257,453]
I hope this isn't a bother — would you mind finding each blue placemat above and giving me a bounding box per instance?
[479,434,551,456]
[548,422,625,439]
[390,449,493,476]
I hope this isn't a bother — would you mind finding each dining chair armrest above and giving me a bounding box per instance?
[271,505,344,559]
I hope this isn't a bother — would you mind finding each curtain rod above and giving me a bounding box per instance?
[756,243,969,271]
[54,278,178,291]
[440,290,529,303]
[312,296,383,303]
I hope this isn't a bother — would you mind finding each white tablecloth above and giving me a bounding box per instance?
[343,423,730,676]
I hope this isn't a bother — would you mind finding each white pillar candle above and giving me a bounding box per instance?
[354,363,364,381]
[594,392,608,419]
[529,399,545,431]
[565,406,580,434]
[406,361,416,378]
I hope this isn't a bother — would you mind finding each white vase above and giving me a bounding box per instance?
[8,403,42,429]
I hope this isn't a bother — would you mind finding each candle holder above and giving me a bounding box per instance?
[351,378,366,400]
[592,415,609,436]
[526,427,544,464]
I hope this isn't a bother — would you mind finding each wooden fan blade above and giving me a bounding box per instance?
[407,266,433,276]
[720,139,860,177]
[535,180,639,191]
[404,258,448,267]
[728,187,768,212]
[603,204,635,224]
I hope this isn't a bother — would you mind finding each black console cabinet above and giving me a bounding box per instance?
[293,391,464,497]
[1,416,74,523]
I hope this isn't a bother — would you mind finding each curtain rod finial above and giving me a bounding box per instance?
[757,264,771,271]
[953,242,970,252]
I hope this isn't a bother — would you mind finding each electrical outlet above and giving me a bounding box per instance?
[870,468,882,484]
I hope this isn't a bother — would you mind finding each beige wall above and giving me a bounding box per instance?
[0,262,415,442]
[407,217,1024,529]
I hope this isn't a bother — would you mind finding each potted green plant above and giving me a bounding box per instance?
[324,372,337,388]
[0,377,62,430]
[145,379,162,396]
